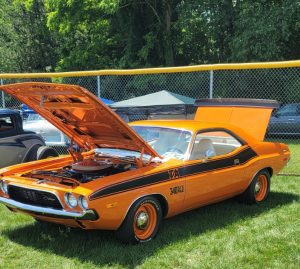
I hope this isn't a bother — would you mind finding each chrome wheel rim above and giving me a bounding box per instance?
[255,181,261,194]
[136,211,149,230]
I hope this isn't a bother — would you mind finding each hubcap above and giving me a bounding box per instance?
[136,211,149,230]
[255,181,261,194]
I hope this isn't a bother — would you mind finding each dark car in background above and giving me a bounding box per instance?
[0,109,58,168]
[267,103,300,136]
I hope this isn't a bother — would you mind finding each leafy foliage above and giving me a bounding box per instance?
[0,0,300,72]
[0,0,58,72]
[229,0,300,62]
[0,0,21,72]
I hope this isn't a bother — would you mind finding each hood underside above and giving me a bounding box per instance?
[0,82,160,158]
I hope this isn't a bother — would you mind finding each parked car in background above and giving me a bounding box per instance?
[23,114,68,147]
[0,108,58,168]
[20,104,36,120]
[267,103,300,136]
[0,83,290,244]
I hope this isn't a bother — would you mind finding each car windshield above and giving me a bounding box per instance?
[132,126,192,160]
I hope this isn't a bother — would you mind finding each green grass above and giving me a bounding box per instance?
[0,142,299,269]
[279,139,300,174]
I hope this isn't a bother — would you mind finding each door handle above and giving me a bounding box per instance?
[288,118,295,121]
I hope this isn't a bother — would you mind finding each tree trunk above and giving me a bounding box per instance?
[163,0,174,66]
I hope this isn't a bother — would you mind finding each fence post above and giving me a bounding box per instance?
[0,79,5,108]
[97,76,101,98]
[209,70,214,99]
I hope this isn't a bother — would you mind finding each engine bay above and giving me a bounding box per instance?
[23,150,139,185]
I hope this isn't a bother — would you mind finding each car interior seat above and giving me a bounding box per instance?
[190,138,216,160]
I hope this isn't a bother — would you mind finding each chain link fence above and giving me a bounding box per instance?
[1,62,300,158]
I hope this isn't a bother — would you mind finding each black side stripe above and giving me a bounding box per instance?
[179,147,257,177]
[89,147,257,200]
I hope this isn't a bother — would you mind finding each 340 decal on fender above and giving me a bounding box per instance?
[170,185,184,195]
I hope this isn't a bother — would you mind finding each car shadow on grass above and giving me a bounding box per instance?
[3,191,299,268]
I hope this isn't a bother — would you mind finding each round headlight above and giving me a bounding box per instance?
[64,193,78,208]
[78,196,89,210]
[0,180,8,194]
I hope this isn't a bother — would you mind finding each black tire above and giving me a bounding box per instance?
[239,169,271,204]
[34,217,46,223]
[37,146,59,160]
[116,196,162,244]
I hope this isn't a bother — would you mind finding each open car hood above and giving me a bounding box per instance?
[0,82,160,158]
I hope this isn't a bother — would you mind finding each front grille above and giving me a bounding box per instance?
[8,185,63,210]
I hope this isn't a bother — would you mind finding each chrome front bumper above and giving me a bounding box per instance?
[0,197,98,221]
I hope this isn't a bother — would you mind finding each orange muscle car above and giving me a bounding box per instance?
[0,83,290,243]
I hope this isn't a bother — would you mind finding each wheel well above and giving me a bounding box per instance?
[22,143,43,162]
[152,194,168,218]
[118,193,169,230]
[265,167,273,177]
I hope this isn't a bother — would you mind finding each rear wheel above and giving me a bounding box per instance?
[116,196,162,244]
[239,170,270,204]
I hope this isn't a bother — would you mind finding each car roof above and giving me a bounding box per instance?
[129,119,256,144]
[0,108,20,116]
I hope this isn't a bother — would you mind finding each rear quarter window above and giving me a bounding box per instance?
[190,130,242,160]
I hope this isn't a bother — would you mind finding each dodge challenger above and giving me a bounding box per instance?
[0,83,290,243]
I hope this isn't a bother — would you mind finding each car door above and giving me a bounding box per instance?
[0,115,25,167]
[183,129,256,211]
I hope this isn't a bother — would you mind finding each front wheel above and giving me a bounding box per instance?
[239,170,270,204]
[116,196,162,244]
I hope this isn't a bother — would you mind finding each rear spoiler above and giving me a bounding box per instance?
[194,98,279,141]
[194,98,279,108]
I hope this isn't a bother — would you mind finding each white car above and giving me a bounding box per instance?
[23,114,68,147]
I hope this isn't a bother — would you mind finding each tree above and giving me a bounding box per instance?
[2,0,300,74]
[45,0,181,70]
[0,0,58,73]
[0,0,21,72]
[174,0,237,65]
[15,0,58,72]
[229,0,300,62]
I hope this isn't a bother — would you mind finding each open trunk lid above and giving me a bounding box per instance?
[194,98,279,141]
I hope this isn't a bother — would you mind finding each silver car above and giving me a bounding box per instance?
[23,114,68,147]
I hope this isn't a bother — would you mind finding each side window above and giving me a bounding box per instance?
[297,105,300,115]
[277,104,298,117]
[190,131,242,160]
[0,116,14,131]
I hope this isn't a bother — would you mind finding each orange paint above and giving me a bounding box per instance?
[0,83,290,238]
